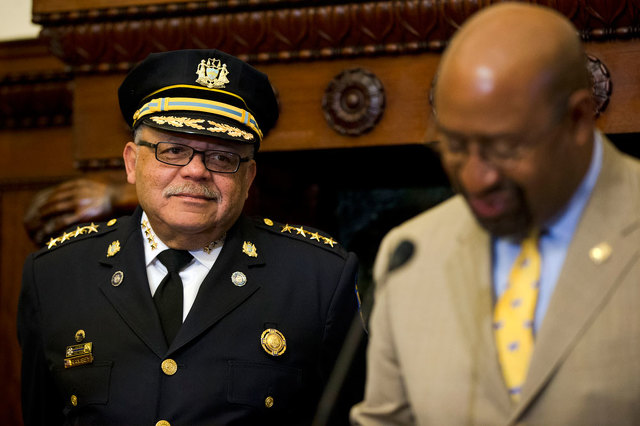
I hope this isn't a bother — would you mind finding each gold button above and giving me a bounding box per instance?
[263,218,274,226]
[161,359,178,376]
[265,396,274,408]
[70,395,78,406]
[107,219,117,226]
[75,329,85,342]
[155,421,170,426]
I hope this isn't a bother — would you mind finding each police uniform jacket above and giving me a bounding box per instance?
[18,207,359,425]
[351,136,640,425]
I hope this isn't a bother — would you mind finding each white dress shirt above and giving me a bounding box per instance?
[141,211,223,321]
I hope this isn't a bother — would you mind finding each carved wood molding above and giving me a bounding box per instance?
[36,0,640,72]
[74,158,126,172]
[0,72,73,129]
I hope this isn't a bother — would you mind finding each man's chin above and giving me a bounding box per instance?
[473,213,531,238]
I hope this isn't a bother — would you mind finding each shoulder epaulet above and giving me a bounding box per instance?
[41,218,120,252]
[255,217,347,255]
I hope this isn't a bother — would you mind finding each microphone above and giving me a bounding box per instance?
[312,239,414,425]
[387,240,415,273]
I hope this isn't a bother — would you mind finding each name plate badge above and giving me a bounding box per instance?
[64,342,94,368]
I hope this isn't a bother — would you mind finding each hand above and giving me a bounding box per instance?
[23,173,137,245]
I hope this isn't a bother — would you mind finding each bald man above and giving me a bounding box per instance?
[351,3,640,425]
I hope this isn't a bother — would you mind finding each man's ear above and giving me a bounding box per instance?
[568,88,595,147]
[244,160,257,200]
[123,142,138,185]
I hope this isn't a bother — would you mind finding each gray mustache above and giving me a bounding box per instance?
[163,184,219,199]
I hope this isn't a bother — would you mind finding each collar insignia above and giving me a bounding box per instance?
[243,241,258,258]
[107,240,121,257]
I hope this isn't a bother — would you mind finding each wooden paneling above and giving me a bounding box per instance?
[0,189,41,426]
[587,40,640,134]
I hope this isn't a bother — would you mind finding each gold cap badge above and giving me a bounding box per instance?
[196,58,230,89]
[261,328,287,356]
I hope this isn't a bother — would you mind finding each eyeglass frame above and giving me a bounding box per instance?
[431,109,569,168]
[430,91,572,167]
[136,140,252,174]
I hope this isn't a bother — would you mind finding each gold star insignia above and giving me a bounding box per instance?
[86,223,99,233]
[322,237,337,247]
[296,226,306,237]
[281,224,294,233]
[47,237,60,249]
[309,232,321,241]
[73,226,85,237]
[60,231,74,243]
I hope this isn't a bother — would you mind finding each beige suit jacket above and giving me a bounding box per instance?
[351,137,640,425]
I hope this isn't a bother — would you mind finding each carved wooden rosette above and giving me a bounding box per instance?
[586,54,612,117]
[322,68,385,136]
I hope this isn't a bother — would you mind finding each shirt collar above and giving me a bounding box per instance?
[140,211,224,268]
[542,130,603,243]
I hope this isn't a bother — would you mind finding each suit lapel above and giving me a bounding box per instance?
[511,138,640,422]
[445,217,513,416]
[97,209,169,358]
[170,217,263,352]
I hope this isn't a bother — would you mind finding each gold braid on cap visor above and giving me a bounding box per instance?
[132,95,262,142]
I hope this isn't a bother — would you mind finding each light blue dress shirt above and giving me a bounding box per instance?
[492,132,603,333]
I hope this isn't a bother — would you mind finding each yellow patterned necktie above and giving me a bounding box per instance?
[494,229,541,401]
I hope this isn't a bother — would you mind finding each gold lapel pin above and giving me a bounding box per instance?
[111,271,124,287]
[231,271,247,287]
[589,242,612,265]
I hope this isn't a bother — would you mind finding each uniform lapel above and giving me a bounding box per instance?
[97,209,169,357]
[511,138,640,422]
[170,216,263,352]
[444,216,513,417]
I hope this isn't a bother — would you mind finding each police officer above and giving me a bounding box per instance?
[18,49,360,425]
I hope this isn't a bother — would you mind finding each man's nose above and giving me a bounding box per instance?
[458,144,500,194]
[181,151,210,176]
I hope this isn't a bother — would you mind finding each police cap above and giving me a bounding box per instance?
[118,49,279,149]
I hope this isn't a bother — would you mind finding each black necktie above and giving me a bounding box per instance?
[154,249,192,345]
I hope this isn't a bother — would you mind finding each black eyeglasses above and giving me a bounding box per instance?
[137,141,251,174]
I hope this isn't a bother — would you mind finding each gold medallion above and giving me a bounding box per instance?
[261,328,287,356]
